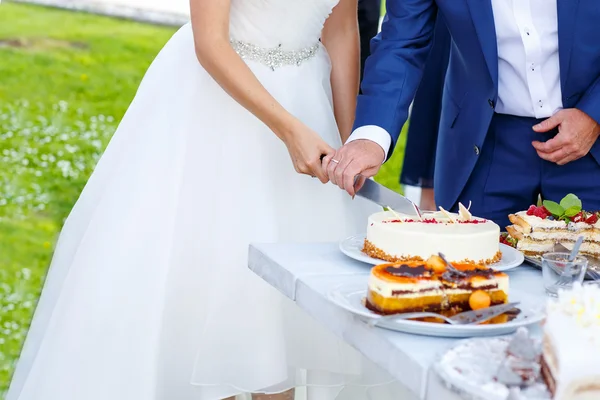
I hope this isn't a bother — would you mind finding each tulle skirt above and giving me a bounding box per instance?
[6,24,406,400]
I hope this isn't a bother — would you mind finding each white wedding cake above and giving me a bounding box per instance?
[363,204,501,264]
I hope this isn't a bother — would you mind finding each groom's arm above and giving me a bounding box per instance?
[347,0,438,160]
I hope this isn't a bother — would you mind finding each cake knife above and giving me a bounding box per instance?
[354,178,421,216]
[368,302,521,326]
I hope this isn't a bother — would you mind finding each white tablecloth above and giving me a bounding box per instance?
[248,243,545,399]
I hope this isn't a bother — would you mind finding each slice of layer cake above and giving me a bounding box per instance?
[366,256,509,316]
[541,283,600,400]
[506,194,600,258]
[364,203,501,265]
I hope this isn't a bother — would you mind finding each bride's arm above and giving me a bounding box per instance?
[190,0,293,140]
[190,0,334,181]
[321,0,360,143]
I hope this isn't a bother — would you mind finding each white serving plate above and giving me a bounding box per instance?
[327,282,545,338]
[340,234,524,272]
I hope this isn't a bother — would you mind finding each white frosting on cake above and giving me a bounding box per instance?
[543,283,600,400]
[366,210,501,263]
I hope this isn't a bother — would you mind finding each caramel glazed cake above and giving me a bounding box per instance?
[506,194,600,258]
[364,203,502,265]
[366,256,509,315]
[541,283,600,400]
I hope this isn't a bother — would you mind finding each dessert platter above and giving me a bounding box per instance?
[328,255,544,337]
[340,203,524,271]
[434,283,600,400]
[502,194,600,277]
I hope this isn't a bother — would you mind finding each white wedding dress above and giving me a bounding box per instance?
[6,1,408,399]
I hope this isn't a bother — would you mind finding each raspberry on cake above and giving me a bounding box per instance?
[541,283,600,400]
[366,256,509,316]
[506,194,600,258]
[364,203,502,265]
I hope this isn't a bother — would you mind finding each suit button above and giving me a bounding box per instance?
[474,145,480,155]
[488,99,495,108]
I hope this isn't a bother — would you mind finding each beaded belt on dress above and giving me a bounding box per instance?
[230,39,320,70]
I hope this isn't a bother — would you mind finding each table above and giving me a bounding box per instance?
[248,243,545,399]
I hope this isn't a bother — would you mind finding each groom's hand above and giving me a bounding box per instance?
[532,108,600,165]
[322,139,385,196]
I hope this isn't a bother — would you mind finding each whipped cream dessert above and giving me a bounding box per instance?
[542,283,600,400]
[506,194,600,258]
[364,203,501,265]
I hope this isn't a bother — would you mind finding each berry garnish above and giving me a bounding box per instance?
[573,212,585,223]
[499,233,518,248]
[526,205,551,219]
[585,213,598,225]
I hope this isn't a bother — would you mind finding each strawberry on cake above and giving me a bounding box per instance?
[506,194,600,258]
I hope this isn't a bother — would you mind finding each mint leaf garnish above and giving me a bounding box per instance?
[542,194,582,221]
[564,206,581,217]
[559,193,582,211]
[543,200,564,217]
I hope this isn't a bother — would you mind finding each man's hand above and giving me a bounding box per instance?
[532,108,600,165]
[322,139,385,196]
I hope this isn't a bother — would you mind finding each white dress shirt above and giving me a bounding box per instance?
[348,0,563,159]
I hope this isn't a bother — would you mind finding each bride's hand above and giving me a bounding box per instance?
[282,120,335,183]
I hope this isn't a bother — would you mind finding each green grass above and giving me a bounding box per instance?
[0,2,405,396]
[0,3,176,395]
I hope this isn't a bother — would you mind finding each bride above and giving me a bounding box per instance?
[6,0,403,399]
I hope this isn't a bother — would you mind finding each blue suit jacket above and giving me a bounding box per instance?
[355,0,600,209]
[401,15,450,189]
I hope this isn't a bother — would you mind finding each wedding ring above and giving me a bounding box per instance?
[331,159,340,164]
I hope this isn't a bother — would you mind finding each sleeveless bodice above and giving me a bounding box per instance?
[229,0,340,51]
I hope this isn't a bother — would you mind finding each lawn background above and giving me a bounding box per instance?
[0,2,404,396]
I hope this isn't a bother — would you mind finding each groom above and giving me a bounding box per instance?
[325,0,600,228]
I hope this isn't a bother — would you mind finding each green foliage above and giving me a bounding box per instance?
[0,4,175,396]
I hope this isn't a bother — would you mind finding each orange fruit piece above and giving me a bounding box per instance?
[469,290,491,310]
[425,255,446,274]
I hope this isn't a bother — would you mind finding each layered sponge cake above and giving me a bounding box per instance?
[506,194,600,258]
[366,256,509,316]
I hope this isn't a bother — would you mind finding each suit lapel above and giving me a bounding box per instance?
[557,0,580,91]
[465,0,498,87]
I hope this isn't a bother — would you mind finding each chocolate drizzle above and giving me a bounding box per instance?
[384,264,431,278]
[442,267,496,283]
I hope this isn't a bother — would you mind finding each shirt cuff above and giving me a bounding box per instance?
[346,125,392,162]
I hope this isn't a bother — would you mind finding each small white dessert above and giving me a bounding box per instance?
[364,205,501,264]
[542,283,600,400]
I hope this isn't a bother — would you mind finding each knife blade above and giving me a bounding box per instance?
[451,302,521,325]
[355,178,420,216]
